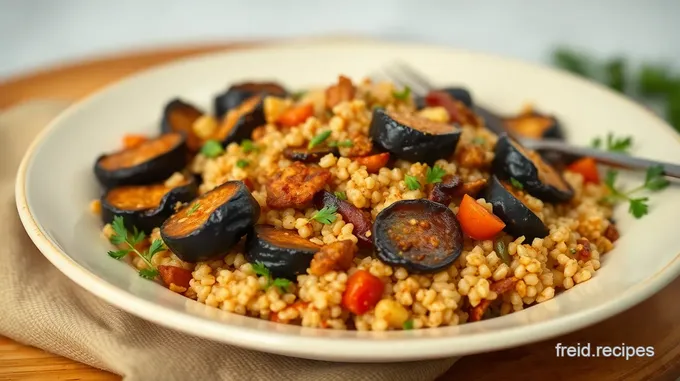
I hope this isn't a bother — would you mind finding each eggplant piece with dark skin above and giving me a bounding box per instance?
[483,176,549,241]
[214,95,266,147]
[313,190,373,248]
[369,108,462,164]
[160,180,260,262]
[214,82,287,119]
[161,99,204,152]
[283,146,339,163]
[492,134,574,202]
[94,133,188,188]
[101,177,197,234]
[373,199,463,273]
[503,110,563,140]
[245,225,321,280]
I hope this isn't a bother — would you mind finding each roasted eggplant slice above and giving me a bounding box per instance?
[101,178,197,234]
[483,176,549,241]
[245,225,321,280]
[94,133,188,188]
[160,181,260,262]
[214,95,266,147]
[313,190,373,248]
[161,99,204,152]
[373,199,462,273]
[369,108,461,164]
[492,134,574,202]
[503,110,563,140]
[214,81,287,119]
[283,146,339,163]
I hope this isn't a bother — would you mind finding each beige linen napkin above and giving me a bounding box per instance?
[0,101,458,381]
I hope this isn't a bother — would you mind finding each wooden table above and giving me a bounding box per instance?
[1,43,679,381]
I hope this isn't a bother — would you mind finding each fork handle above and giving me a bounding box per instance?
[522,138,680,179]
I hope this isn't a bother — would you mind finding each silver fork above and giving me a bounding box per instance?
[379,62,680,179]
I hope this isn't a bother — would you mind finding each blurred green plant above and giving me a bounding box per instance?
[551,47,680,133]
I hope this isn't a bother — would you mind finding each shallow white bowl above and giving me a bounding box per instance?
[16,40,680,362]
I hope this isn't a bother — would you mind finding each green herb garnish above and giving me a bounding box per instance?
[107,216,166,279]
[310,205,338,224]
[426,165,446,184]
[510,178,524,190]
[328,140,353,148]
[402,320,414,330]
[252,262,293,293]
[334,191,347,200]
[471,136,486,145]
[602,165,669,219]
[392,86,411,101]
[200,139,224,158]
[236,159,250,169]
[186,203,200,216]
[495,240,510,265]
[308,130,332,149]
[241,139,258,154]
[404,175,421,190]
[592,133,633,154]
[292,90,307,100]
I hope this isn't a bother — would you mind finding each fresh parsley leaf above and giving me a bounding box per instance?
[271,278,292,293]
[310,205,338,224]
[471,136,486,145]
[236,159,250,169]
[425,165,446,184]
[139,268,159,279]
[308,130,332,149]
[570,248,577,254]
[252,262,270,278]
[201,139,224,158]
[147,239,166,260]
[404,175,420,190]
[606,133,633,153]
[591,137,602,149]
[186,203,200,216]
[107,216,164,279]
[604,170,618,190]
[510,178,524,190]
[629,197,649,219]
[252,262,292,293]
[241,139,258,153]
[334,191,347,200]
[392,86,411,101]
[402,320,414,330]
[644,165,669,191]
[328,140,353,148]
[107,249,129,260]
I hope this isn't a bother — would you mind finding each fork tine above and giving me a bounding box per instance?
[382,66,428,96]
[392,62,436,92]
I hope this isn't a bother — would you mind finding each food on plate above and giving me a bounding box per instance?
[160,180,260,262]
[94,132,188,188]
[94,75,630,331]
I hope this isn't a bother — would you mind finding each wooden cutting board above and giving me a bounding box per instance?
[1,42,678,381]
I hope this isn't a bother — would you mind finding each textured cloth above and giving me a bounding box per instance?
[0,101,458,381]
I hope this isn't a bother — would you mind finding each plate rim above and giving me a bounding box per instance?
[14,39,680,362]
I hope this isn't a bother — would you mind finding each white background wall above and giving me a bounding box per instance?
[1,0,678,80]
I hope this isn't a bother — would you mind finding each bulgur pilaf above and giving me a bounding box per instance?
[92,76,628,331]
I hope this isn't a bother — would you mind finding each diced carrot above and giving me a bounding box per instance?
[342,270,384,315]
[456,194,506,240]
[122,134,148,149]
[276,103,315,127]
[158,265,193,289]
[354,152,390,173]
[566,157,600,184]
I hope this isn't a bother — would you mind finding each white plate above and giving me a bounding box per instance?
[16,40,680,362]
